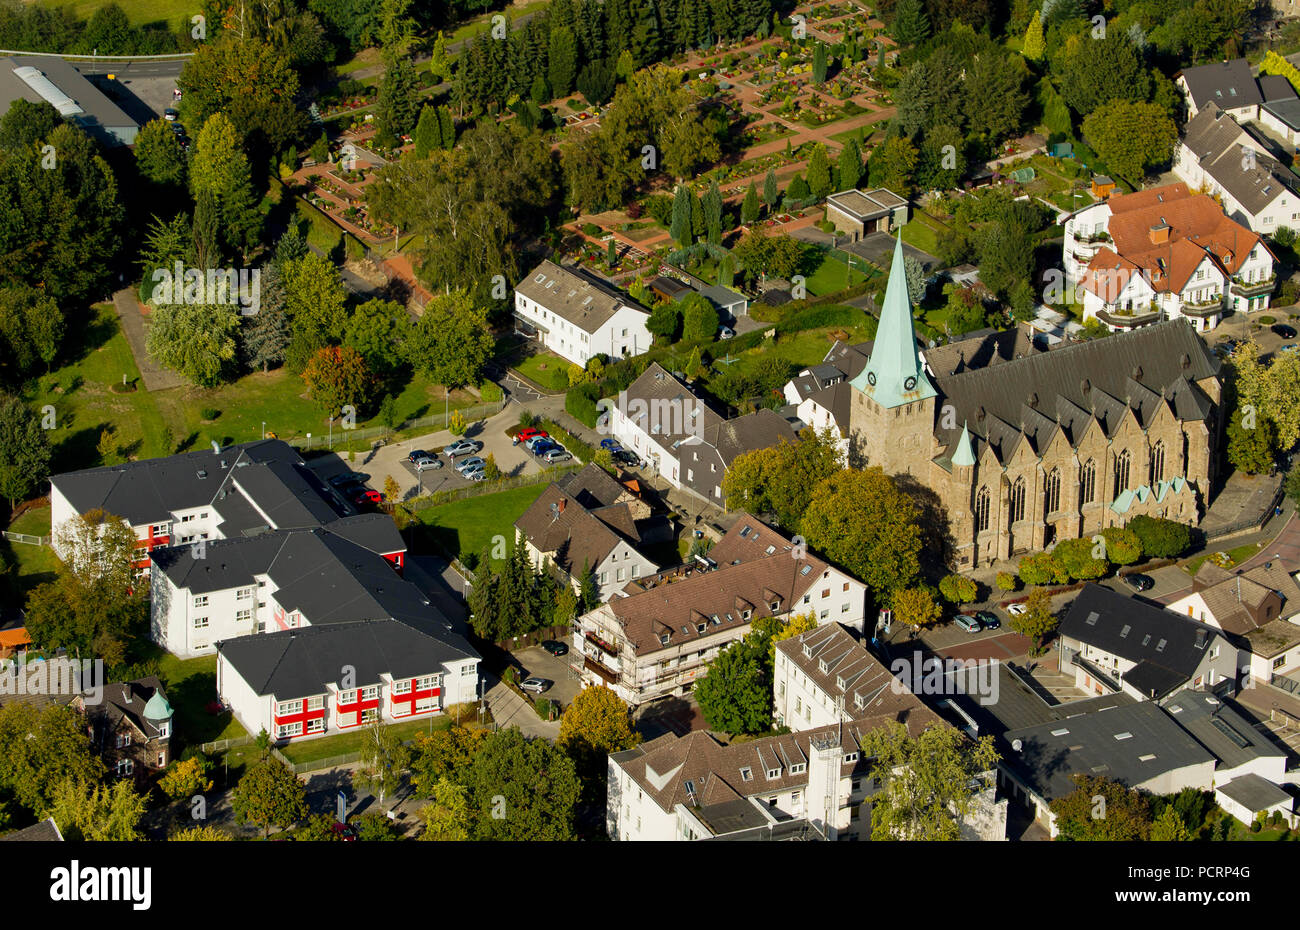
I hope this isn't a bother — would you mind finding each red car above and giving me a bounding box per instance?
[514,427,548,445]
[331,822,358,842]
[353,489,385,505]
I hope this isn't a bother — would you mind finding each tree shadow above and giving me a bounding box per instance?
[893,472,956,574]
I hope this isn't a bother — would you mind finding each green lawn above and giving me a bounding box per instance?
[3,507,58,606]
[513,351,571,393]
[446,0,551,44]
[806,252,874,297]
[900,214,945,257]
[153,652,247,749]
[415,484,549,565]
[1183,542,1266,576]
[707,316,879,388]
[36,0,192,27]
[278,715,453,765]
[22,304,173,475]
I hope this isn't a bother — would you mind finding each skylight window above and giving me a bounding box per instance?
[1114,732,1133,740]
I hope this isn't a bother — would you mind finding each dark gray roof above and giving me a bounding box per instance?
[0,817,63,841]
[84,676,172,744]
[516,260,648,333]
[52,439,313,528]
[0,56,137,145]
[934,320,1218,466]
[1182,105,1297,216]
[1060,584,1226,699]
[1179,59,1263,111]
[700,284,747,309]
[1216,772,1293,811]
[216,619,478,699]
[1163,692,1285,770]
[1003,701,1215,802]
[1258,74,1298,104]
[620,362,725,446]
[690,408,799,469]
[1263,96,1300,131]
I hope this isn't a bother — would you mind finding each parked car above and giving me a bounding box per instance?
[163,107,178,121]
[329,472,368,488]
[520,677,551,693]
[463,468,486,482]
[975,611,1000,630]
[406,449,430,464]
[1274,323,1297,339]
[543,449,572,463]
[456,456,486,474]
[414,456,442,472]
[613,450,642,467]
[1005,603,1027,616]
[169,122,186,136]
[600,438,623,452]
[1123,573,1155,592]
[444,439,481,457]
[1281,344,1299,354]
[330,822,358,841]
[718,326,735,339]
[525,434,555,452]
[515,427,547,445]
[954,614,981,633]
[531,440,560,457]
[353,489,385,505]
[542,640,568,656]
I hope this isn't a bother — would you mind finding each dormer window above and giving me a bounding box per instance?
[696,623,707,634]
[836,676,845,690]
[802,644,813,658]
[766,767,781,779]
[844,752,859,764]
[818,659,828,673]
[659,634,670,646]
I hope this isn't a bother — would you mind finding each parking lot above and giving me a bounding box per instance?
[309,410,579,501]
[513,643,583,708]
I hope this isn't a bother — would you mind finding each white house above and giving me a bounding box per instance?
[514,260,652,366]
[1072,183,1275,333]
[1174,104,1300,234]
[1176,59,1265,123]
[604,362,723,490]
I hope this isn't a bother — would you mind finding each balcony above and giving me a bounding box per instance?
[583,656,619,684]
[585,631,619,658]
[1231,275,1276,298]
[1096,305,1162,328]
[1077,231,1111,245]
[1180,295,1225,317]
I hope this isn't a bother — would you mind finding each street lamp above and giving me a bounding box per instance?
[329,416,334,450]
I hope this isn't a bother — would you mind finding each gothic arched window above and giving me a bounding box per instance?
[1114,450,1131,497]
[975,486,991,533]
[1044,468,1061,515]
[1081,459,1096,504]
[1151,442,1166,484]
[1010,477,1026,523]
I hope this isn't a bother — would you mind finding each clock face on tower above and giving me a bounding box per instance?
[903,376,917,391]
[866,371,877,386]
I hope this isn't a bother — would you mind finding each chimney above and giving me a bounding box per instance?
[558,497,566,514]
[1149,223,1171,245]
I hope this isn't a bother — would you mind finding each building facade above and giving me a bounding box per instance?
[514,260,652,365]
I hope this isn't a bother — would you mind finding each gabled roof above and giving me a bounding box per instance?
[619,362,725,446]
[85,676,172,743]
[1178,58,1263,111]
[1164,691,1285,770]
[0,817,63,841]
[515,260,648,334]
[1190,560,1300,634]
[514,482,647,578]
[1059,584,1227,699]
[688,408,799,469]
[1182,104,1297,216]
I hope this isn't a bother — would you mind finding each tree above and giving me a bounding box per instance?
[410,726,489,795]
[860,722,999,840]
[996,571,1019,592]
[695,633,772,735]
[49,778,147,841]
[891,0,932,48]
[938,574,978,604]
[806,143,833,200]
[1017,550,1068,586]
[762,167,779,212]
[344,298,410,381]
[1099,526,1142,566]
[1082,100,1177,186]
[1022,11,1045,60]
[1151,805,1192,841]
[548,25,578,97]
[558,686,640,777]
[916,124,965,192]
[1127,516,1193,560]
[419,777,470,840]
[0,703,101,815]
[356,717,410,805]
[302,345,374,418]
[741,182,760,225]
[646,300,682,342]
[232,755,309,838]
[812,40,829,83]
[133,118,187,195]
[1051,32,1151,120]
[1010,586,1057,654]
[0,393,51,508]
[407,291,493,388]
[463,728,581,840]
[679,292,720,342]
[377,50,420,141]
[171,825,234,840]
[867,136,919,197]
[241,264,290,372]
[723,430,842,528]
[189,111,260,257]
[837,138,863,192]
[0,98,60,151]
[1051,775,1153,840]
[146,303,242,388]
[892,586,943,630]
[283,253,348,372]
[1051,538,1109,581]
[0,284,66,376]
[159,756,214,800]
[670,184,693,246]
[801,468,923,599]
[413,104,442,158]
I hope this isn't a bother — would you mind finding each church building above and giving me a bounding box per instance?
[848,237,1223,570]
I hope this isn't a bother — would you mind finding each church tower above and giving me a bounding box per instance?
[848,235,937,477]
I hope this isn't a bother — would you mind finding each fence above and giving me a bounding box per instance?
[274,747,365,775]
[1,531,49,547]
[286,398,507,453]
[199,735,255,754]
[1203,482,1285,542]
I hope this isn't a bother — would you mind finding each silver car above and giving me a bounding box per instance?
[543,449,571,463]
[456,455,485,474]
[414,456,442,471]
[444,439,480,457]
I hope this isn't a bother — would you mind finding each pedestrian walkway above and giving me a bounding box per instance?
[111,287,185,392]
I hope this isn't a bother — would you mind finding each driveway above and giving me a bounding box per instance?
[848,231,940,272]
[482,673,561,740]
[514,643,582,709]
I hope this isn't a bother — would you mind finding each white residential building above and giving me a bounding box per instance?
[514,260,652,366]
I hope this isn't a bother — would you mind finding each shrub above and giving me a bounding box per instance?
[581,222,601,236]
[518,410,538,428]
[447,410,467,436]
[1051,538,1109,581]
[1100,526,1142,565]
[938,573,978,604]
[479,380,503,403]
[1251,818,1263,833]
[1260,315,1277,325]
[502,667,517,684]
[996,571,1019,592]
[535,697,556,720]
[1126,515,1193,559]
[200,407,220,421]
[1019,551,1068,586]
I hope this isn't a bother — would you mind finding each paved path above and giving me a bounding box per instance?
[111,287,185,392]
[483,674,560,739]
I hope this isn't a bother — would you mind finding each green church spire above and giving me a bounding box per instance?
[850,234,936,408]
[951,420,975,467]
